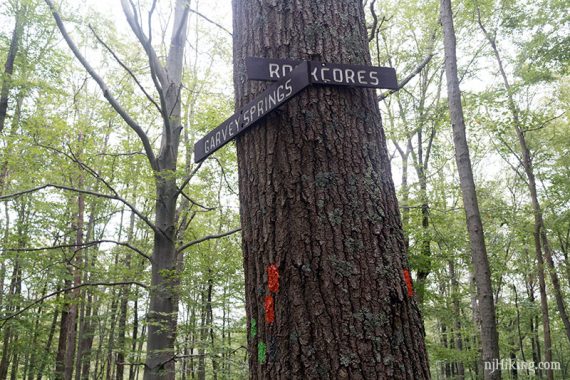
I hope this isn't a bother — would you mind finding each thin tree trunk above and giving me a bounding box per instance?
[440,0,501,378]
[0,0,25,133]
[134,324,147,380]
[449,259,465,379]
[509,329,518,380]
[0,93,23,376]
[36,289,60,380]
[65,140,86,380]
[9,351,19,380]
[476,13,570,348]
[1,203,30,380]
[128,290,139,380]
[440,279,453,379]
[512,285,527,364]
[189,298,197,380]
[116,212,136,380]
[0,262,21,380]
[526,274,543,379]
[233,0,429,378]
[207,279,218,380]
[197,284,207,380]
[533,228,553,380]
[557,229,570,286]
[105,287,120,380]
[26,282,49,380]
[411,80,437,307]
[77,231,97,380]
[470,275,482,378]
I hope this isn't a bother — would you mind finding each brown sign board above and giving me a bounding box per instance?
[194,62,310,163]
[246,57,398,90]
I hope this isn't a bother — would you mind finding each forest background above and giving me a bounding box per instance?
[0,0,568,378]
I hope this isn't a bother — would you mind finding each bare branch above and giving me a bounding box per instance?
[88,24,162,114]
[120,0,171,135]
[148,0,158,45]
[188,8,232,36]
[120,0,167,90]
[368,0,378,42]
[177,228,241,254]
[378,53,434,101]
[178,190,215,212]
[0,281,148,326]
[212,156,237,196]
[29,141,160,238]
[2,240,152,262]
[175,161,203,196]
[0,184,161,236]
[524,112,566,133]
[43,0,157,170]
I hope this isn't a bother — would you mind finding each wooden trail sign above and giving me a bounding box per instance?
[246,57,398,90]
[194,62,310,163]
[194,58,399,163]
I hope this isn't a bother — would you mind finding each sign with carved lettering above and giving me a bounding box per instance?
[194,62,310,163]
[194,58,399,162]
[246,57,398,90]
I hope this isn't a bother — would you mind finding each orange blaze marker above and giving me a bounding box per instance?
[267,264,279,293]
[403,269,414,297]
[264,295,275,323]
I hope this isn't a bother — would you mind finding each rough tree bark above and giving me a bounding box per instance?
[233,0,429,378]
[440,0,501,378]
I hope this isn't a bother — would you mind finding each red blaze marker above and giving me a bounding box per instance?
[267,264,279,293]
[403,269,414,297]
[264,295,275,323]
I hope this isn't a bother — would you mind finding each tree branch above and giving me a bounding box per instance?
[523,112,566,132]
[0,281,148,326]
[121,0,171,137]
[0,184,161,236]
[88,24,162,114]
[188,8,232,36]
[1,240,152,262]
[43,0,157,171]
[177,228,241,254]
[175,161,203,196]
[378,53,434,101]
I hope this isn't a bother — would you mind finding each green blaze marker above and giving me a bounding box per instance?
[258,341,267,364]
[250,318,257,339]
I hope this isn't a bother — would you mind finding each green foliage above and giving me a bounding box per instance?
[0,0,567,378]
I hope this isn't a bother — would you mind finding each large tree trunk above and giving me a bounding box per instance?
[139,0,188,377]
[42,1,189,377]
[440,0,501,378]
[232,1,429,378]
[144,176,179,378]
